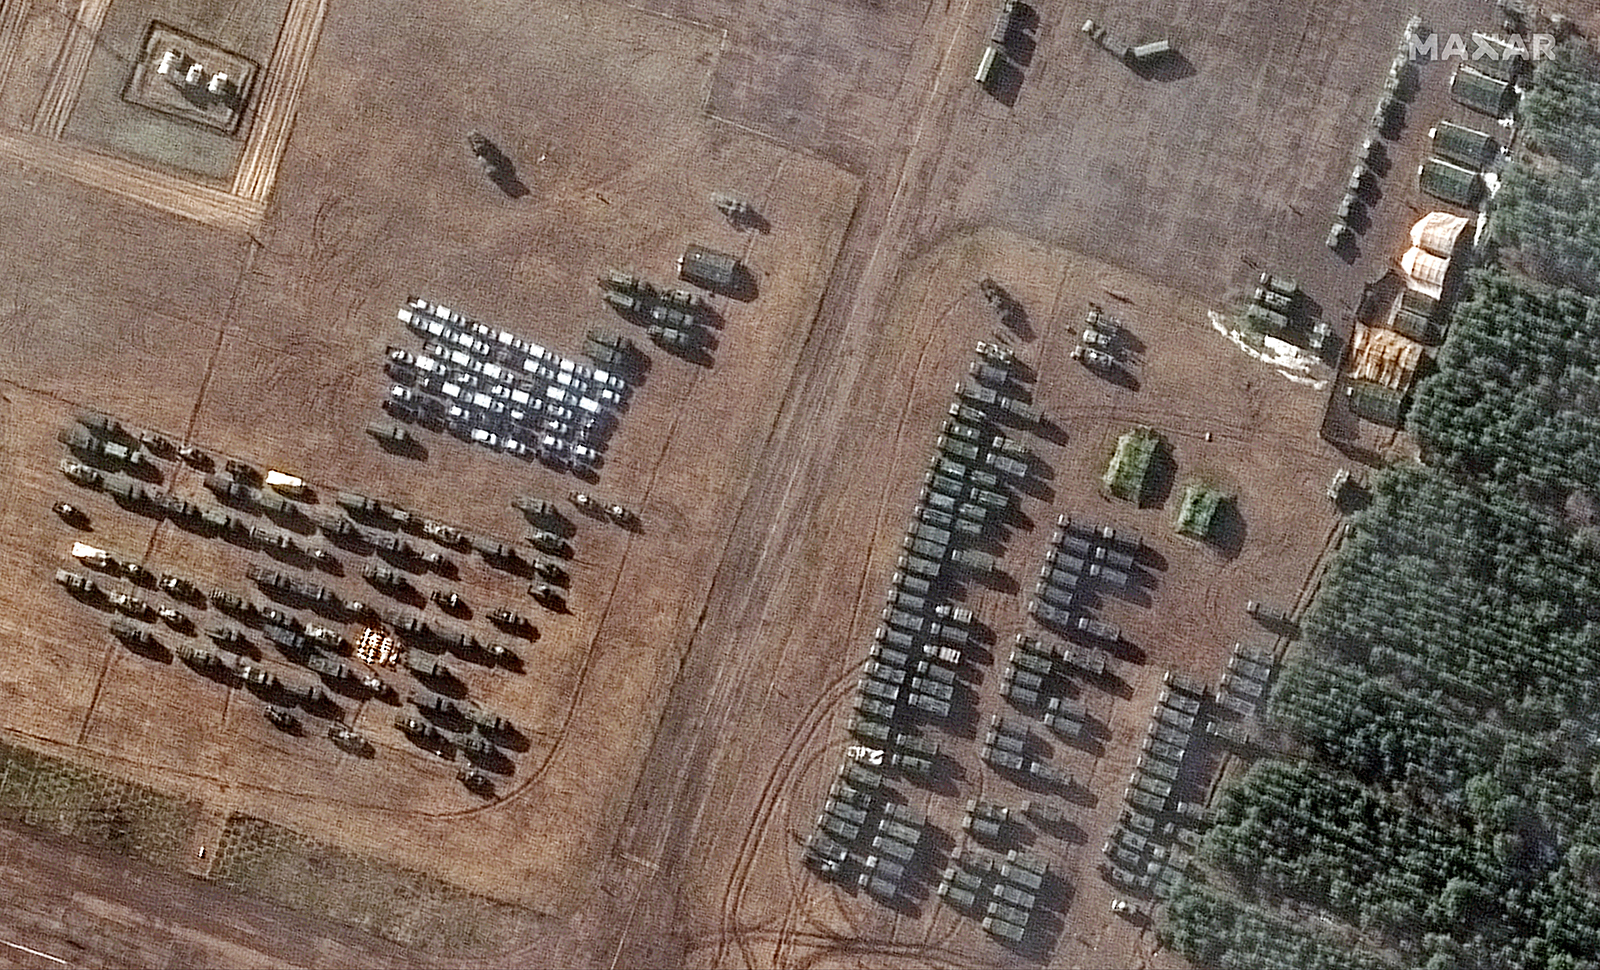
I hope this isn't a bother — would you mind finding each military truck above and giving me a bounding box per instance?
[60,459,104,488]
[941,419,985,443]
[984,452,1029,478]
[969,362,1012,388]
[103,476,148,506]
[949,548,998,573]
[949,402,988,425]
[957,383,999,406]
[891,570,932,596]
[974,340,1016,365]
[363,564,413,595]
[54,569,99,597]
[937,434,981,462]
[202,471,250,503]
[997,396,1041,422]
[895,553,941,578]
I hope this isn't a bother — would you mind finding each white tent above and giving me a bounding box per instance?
[1409,211,1470,258]
[1400,246,1450,301]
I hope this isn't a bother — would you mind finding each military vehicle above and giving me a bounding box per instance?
[248,566,294,592]
[264,706,299,732]
[363,564,412,595]
[456,734,496,759]
[949,402,987,425]
[969,362,1012,388]
[949,548,998,572]
[1085,563,1129,588]
[956,382,998,406]
[933,603,974,623]
[395,715,443,742]
[71,541,115,569]
[177,444,211,468]
[221,459,260,485]
[1012,649,1053,676]
[856,696,898,721]
[327,725,372,755]
[199,507,236,534]
[909,522,953,546]
[895,553,941,578]
[1071,345,1117,370]
[525,531,568,557]
[941,420,985,444]
[974,340,1016,365]
[373,534,418,560]
[646,324,697,353]
[421,520,464,547]
[982,915,1028,943]
[103,476,149,506]
[59,459,104,488]
[985,452,1029,478]
[848,715,893,742]
[59,426,149,470]
[1034,581,1076,610]
[906,692,951,717]
[109,619,153,646]
[886,589,925,613]
[910,677,954,702]
[108,592,152,619]
[432,590,467,613]
[206,626,246,649]
[1246,599,1290,623]
[528,583,566,611]
[859,677,900,702]
[155,605,190,629]
[337,492,385,517]
[366,422,416,449]
[152,492,200,520]
[176,643,225,672]
[264,623,310,655]
[931,458,999,489]
[1258,272,1299,297]
[54,569,99,597]
[76,412,130,440]
[903,537,945,561]
[304,623,345,650]
[51,501,88,526]
[996,396,1041,422]
[937,435,981,462]
[204,473,255,507]
[530,558,567,584]
[306,654,353,683]
[891,571,931,597]
[489,608,534,635]
[924,471,965,497]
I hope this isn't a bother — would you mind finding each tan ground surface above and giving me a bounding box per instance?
[0,0,1514,965]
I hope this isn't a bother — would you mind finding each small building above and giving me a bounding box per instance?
[1450,66,1512,116]
[1428,121,1495,170]
[1418,157,1482,208]
[678,245,740,291]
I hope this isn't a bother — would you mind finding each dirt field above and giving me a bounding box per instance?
[0,0,1524,966]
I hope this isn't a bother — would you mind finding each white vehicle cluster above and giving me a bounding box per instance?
[393,298,630,471]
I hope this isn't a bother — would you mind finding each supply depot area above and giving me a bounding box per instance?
[0,0,1572,967]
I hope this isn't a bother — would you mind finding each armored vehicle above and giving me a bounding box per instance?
[265,706,299,732]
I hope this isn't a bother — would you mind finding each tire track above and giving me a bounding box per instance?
[714,669,856,967]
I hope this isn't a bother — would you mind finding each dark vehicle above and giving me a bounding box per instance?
[432,589,468,614]
[265,706,299,732]
[52,501,89,527]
